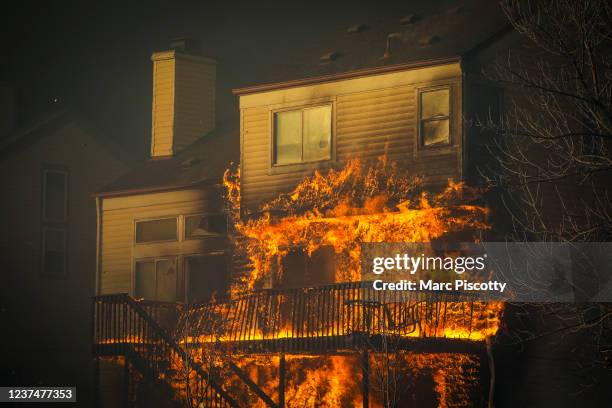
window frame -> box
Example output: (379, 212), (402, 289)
(134, 216), (179, 245)
(133, 256), (179, 301)
(271, 103), (334, 168)
(417, 85), (452, 149)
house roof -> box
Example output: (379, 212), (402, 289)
(96, 0), (511, 198)
(0, 108), (134, 165)
(93, 121), (239, 197)
(233, 0), (510, 94)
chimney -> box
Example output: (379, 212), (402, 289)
(0, 85), (15, 138)
(150, 39), (216, 157)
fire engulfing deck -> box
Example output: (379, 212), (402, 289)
(93, 282), (502, 407)
(94, 281), (502, 355)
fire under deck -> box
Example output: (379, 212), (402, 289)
(93, 281), (500, 407)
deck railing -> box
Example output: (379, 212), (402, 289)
(93, 294), (239, 408)
(94, 281), (490, 355)
(93, 283), (497, 406)
(175, 281), (486, 352)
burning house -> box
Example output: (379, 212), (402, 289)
(92, 5), (516, 407)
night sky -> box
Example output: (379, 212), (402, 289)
(1, 0), (461, 157)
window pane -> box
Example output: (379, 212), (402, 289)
(156, 259), (177, 302)
(421, 89), (449, 119)
(185, 214), (227, 239)
(303, 106), (331, 162)
(186, 255), (228, 302)
(44, 171), (66, 221)
(422, 118), (450, 146)
(274, 110), (302, 164)
(135, 261), (155, 299)
(135, 218), (177, 243)
(43, 228), (65, 276)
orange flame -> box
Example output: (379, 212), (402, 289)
(224, 155), (490, 292)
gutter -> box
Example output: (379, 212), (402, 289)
(232, 56), (462, 96)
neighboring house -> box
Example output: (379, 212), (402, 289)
(90, 4), (520, 405)
(0, 109), (134, 406)
(94, 48), (239, 304)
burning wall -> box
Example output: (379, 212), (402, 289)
(171, 154), (504, 407)
(224, 154), (490, 292)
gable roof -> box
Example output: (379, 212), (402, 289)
(0, 109), (135, 165)
(96, 0), (512, 198)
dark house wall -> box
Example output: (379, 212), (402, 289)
(0, 117), (129, 406)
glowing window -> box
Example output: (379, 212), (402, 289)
(274, 105), (332, 165)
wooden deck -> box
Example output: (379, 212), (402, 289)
(95, 281), (489, 355)
(92, 283), (495, 407)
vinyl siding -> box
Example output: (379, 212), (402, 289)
(99, 187), (225, 295)
(239, 62), (463, 209)
(151, 58), (175, 157)
(150, 52), (216, 157)
(174, 57), (216, 152)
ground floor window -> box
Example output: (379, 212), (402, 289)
(134, 257), (178, 302)
(133, 253), (227, 303)
(184, 253), (228, 303)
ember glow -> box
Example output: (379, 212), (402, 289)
(224, 155), (491, 291)
(117, 154), (507, 407)
(209, 155), (504, 406)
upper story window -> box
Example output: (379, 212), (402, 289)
(419, 87), (450, 147)
(273, 105), (332, 165)
(185, 214), (227, 239)
(135, 217), (177, 244)
(42, 169), (68, 222)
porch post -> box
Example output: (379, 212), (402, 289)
(279, 353), (286, 408)
(361, 350), (369, 408)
